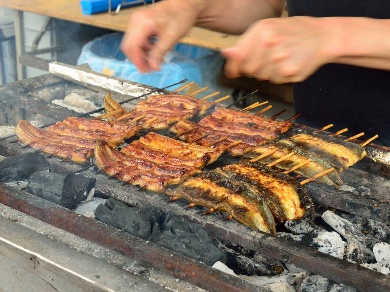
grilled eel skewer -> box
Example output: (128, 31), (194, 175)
(131, 132), (226, 167)
(288, 133), (366, 171)
(15, 117), (144, 163)
(223, 163), (311, 221)
(166, 163), (312, 234)
(105, 93), (215, 129)
(95, 141), (171, 192)
(246, 141), (343, 187)
(208, 107), (292, 139)
(166, 173), (277, 235)
(169, 119), (267, 156)
(16, 120), (94, 163)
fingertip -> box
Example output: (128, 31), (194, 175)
(221, 47), (238, 58)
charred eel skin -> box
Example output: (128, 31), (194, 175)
(165, 175), (277, 235)
(224, 162), (312, 222)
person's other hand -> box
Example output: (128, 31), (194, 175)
(222, 16), (336, 83)
(121, 1), (202, 73)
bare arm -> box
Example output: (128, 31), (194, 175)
(328, 17), (390, 70)
(222, 16), (390, 84)
(120, 0), (285, 72)
(194, 0), (285, 34)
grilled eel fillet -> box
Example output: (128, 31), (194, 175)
(94, 140), (201, 192)
(169, 120), (267, 156)
(115, 94), (213, 130)
(288, 133), (366, 171)
(141, 94), (213, 115)
(199, 115), (287, 142)
(165, 174), (277, 235)
(47, 120), (141, 147)
(223, 163), (309, 221)
(16, 117), (143, 163)
(247, 141), (343, 187)
(209, 107), (292, 140)
(95, 141), (170, 192)
(132, 132), (226, 166)
(16, 120), (94, 163)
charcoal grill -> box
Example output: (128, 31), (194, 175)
(0, 56), (389, 291)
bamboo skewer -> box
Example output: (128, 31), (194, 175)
(255, 105), (273, 116)
(314, 124), (334, 133)
(200, 91), (220, 101)
(300, 167), (335, 185)
(114, 112), (135, 122)
(226, 89), (259, 109)
(173, 127), (196, 139)
(345, 132), (365, 142)
(284, 159), (311, 174)
(225, 140), (243, 149)
(269, 109), (287, 120)
(332, 128), (348, 136)
(267, 152), (294, 167)
(208, 136), (228, 146)
(174, 81), (195, 92)
(189, 134), (209, 143)
(190, 86), (208, 97)
(242, 102), (261, 111)
(104, 92), (124, 111)
(213, 95), (231, 104)
(243, 101), (269, 111)
(284, 113), (301, 123)
(143, 117), (159, 127)
(97, 109), (124, 120)
(250, 149), (277, 162)
(361, 134), (379, 147)
(127, 115), (146, 124)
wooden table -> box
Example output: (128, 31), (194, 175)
(0, 0), (238, 51)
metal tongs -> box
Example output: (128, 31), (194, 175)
(108, 0), (158, 15)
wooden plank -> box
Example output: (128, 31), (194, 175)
(0, 0), (238, 50)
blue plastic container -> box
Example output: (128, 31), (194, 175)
(77, 33), (224, 90)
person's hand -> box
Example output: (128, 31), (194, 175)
(121, 1), (205, 73)
(222, 16), (336, 83)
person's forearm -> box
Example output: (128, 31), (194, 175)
(326, 17), (390, 70)
(163, 0), (285, 35)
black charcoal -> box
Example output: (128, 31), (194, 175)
(95, 198), (226, 266)
(27, 171), (96, 209)
(0, 152), (50, 182)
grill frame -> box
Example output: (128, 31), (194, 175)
(0, 73), (389, 291)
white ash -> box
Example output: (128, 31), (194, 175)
(0, 126), (15, 138)
(300, 274), (356, 292)
(371, 242), (390, 275)
(285, 218), (316, 234)
(212, 261), (237, 277)
(313, 231), (345, 259)
(335, 211), (390, 243)
(277, 232), (305, 243)
(52, 92), (100, 115)
(322, 210), (374, 260)
(373, 242), (390, 269)
(213, 261), (298, 292)
(322, 210), (367, 245)
(239, 270), (303, 291)
(74, 197), (107, 218)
